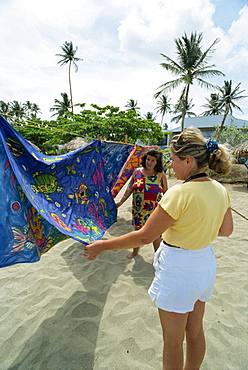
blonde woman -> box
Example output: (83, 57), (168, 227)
(84, 127), (233, 370)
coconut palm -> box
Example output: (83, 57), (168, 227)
(125, 99), (140, 115)
(29, 103), (41, 118)
(0, 100), (10, 116)
(56, 41), (83, 113)
(9, 100), (25, 122)
(154, 32), (225, 130)
(23, 101), (41, 119)
(216, 80), (247, 140)
(201, 93), (224, 116)
(144, 112), (157, 121)
(155, 94), (171, 126)
(171, 98), (196, 124)
(50, 92), (72, 118)
(23, 101), (33, 117)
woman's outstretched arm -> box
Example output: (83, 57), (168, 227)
(83, 205), (175, 260)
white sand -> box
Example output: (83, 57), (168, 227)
(0, 177), (247, 370)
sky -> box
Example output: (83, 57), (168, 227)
(0, 0), (248, 129)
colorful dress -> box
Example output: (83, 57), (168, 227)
(132, 168), (163, 229)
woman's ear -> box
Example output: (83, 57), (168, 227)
(186, 156), (194, 166)
(186, 156), (191, 164)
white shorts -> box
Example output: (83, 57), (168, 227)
(148, 242), (216, 313)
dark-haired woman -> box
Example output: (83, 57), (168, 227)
(116, 148), (168, 258)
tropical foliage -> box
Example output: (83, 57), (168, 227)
(12, 104), (164, 154)
(125, 99), (140, 115)
(171, 98), (196, 123)
(0, 100), (41, 122)
(66, 104), (163, 144)
(50, 92), (72, 118)
(213, 123), (248, 146)
(201, 93), (224, 116)
(143, 112), (157, 121)
(215, 80), (247, 140)
(154, 32), (225, 130)
(155, 94), (171, 127)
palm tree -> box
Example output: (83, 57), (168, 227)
(144, 112), (156, 121)
(154, 32), (225, 130)
(30, 103), (41, 118)
(23, 101), (41, 119)
(216, 80), (247, 141)
(155, 94), (171, 126)
(0, 100), (10, 116)
(50, 92), (72, 118)
(56, 41), (83, 114)
(171, 98), (196, 124)
(201, 93), (224, 116)
(23, 101), (33, 117)
(9, 100), (25, 122)
(125, 99), (140, 115)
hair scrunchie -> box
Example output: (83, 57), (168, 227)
(206, 139), (218, 153)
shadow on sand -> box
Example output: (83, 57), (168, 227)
(8, 218), (155, 370)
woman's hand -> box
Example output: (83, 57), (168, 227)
(83, 240), (105, 261)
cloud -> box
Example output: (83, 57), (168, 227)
(0, 0), (247, 123)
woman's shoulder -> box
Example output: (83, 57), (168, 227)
(210, 179), (230, 194)
(164, 183), (184, 195)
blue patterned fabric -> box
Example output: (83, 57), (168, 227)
(0, 115), (122, 267)
(101, 141), (134, 190)
(0, 138), (68, 267)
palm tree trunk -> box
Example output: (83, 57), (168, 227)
(181, 84), (190, 131)
(161, 113), (164, 126)
(181, 107), (186, 131)
(68, 60), (74, 114)
(217, 106), (229, 141)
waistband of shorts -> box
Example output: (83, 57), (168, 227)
(162, 240), (181, 248)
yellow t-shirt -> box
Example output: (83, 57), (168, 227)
(159, 180), (230, 250)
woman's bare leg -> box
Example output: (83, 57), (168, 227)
(158, 300), (206, 370)
(126, 247), (139, 259)
(158, 308), (188, 370)
(184, 300), (206, 370)
(126, 227), (140, 258)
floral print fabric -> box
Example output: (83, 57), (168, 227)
(132, 168), (163, 229)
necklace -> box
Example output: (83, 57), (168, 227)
(183, 172), (207, 183)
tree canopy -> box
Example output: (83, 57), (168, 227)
(12, 104), (164, 154)
(213, 123), (248, 146)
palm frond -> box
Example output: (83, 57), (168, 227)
(160, 54), (183, 72)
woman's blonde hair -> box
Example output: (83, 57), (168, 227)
(170, 127), (233, 176)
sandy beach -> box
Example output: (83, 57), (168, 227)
(0, 177), (247, 370)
